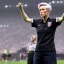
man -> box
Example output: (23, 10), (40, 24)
(26, 35), (36, 64)
(2, 48), (8, 60)
(17, 2), (64, 64)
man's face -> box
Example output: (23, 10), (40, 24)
(39, 6), (49, 18)
(31, 36), (36, 43)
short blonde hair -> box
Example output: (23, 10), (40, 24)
(38, 2), (52, 11)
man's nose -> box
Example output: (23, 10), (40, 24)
(40, 11), (43, 14)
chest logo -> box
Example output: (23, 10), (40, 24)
(47, 22), (52, 27)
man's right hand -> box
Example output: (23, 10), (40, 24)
(17, 2), (23, 8)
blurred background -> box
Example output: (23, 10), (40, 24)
(0, 0), (64, 60)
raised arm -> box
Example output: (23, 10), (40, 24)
(57, 13), (64, 22)
(17, 2), (33, 23)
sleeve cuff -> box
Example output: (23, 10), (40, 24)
(56, 17), (59, 22)
(31, 18), (33, 23)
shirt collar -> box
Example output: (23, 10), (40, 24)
(40, 17), (50, 24)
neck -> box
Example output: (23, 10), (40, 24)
(42, 15), (49, 23)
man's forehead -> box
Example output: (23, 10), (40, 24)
(39, 6), (47, 9)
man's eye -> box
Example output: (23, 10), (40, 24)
(39, 9), (44, 11)
(42, 9), (44, 10)
(39, 9), (41, 11)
